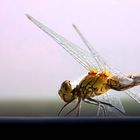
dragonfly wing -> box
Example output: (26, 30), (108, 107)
(72, 24), (103, 71)
(72, 24), (128, 77)
(125, 89), (140, 103)
(26, 14), (101, 71)
(73, 24), (113, 71)
(94, 92), (125, 116)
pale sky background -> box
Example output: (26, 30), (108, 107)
(0, 0), (140, 100)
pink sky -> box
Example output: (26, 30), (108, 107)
(0, 0), (140, 99)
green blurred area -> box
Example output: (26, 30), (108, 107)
(0, 97), (139, 117)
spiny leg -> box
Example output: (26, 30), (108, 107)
(87, 97), (126, 115)
(98, 100), (125, 115)
(96, 103), (101, 116)
(65, 98), (81, 116)
(76, 102), (81, 116)
(97, 103), (106, 116)
(58, 98), (75, 116)
(84, 100), (106, 116)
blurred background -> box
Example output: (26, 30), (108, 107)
(0, 0), (140, 117)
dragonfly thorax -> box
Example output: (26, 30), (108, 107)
(76, 71), (111, 99)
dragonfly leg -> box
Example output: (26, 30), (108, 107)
(64, 98), (82, 116)
(84, 99), (106, 116)
(97, 103), (101, 116)
(87, 97), (126, 115)
(58, 98), (75, 116)
(76, 102), (81, 116)
(102, 104), (106, 116)
(97, 103), (106, 116)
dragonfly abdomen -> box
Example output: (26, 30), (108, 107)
(107, 76), (135, 91)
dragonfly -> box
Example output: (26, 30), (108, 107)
(26, 14), (140, 116)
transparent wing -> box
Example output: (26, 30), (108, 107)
(95, 92), (125, 116)
(26, 14), (101, 71)
(72, 24), (125, 116)
(72, 24), (125, 76)
(125, 89), (140, 103)
(72, 24), (103, 71)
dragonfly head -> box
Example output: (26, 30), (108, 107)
(58, 80), (75, 102)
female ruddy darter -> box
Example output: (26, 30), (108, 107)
(26, 14), (140, 116)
